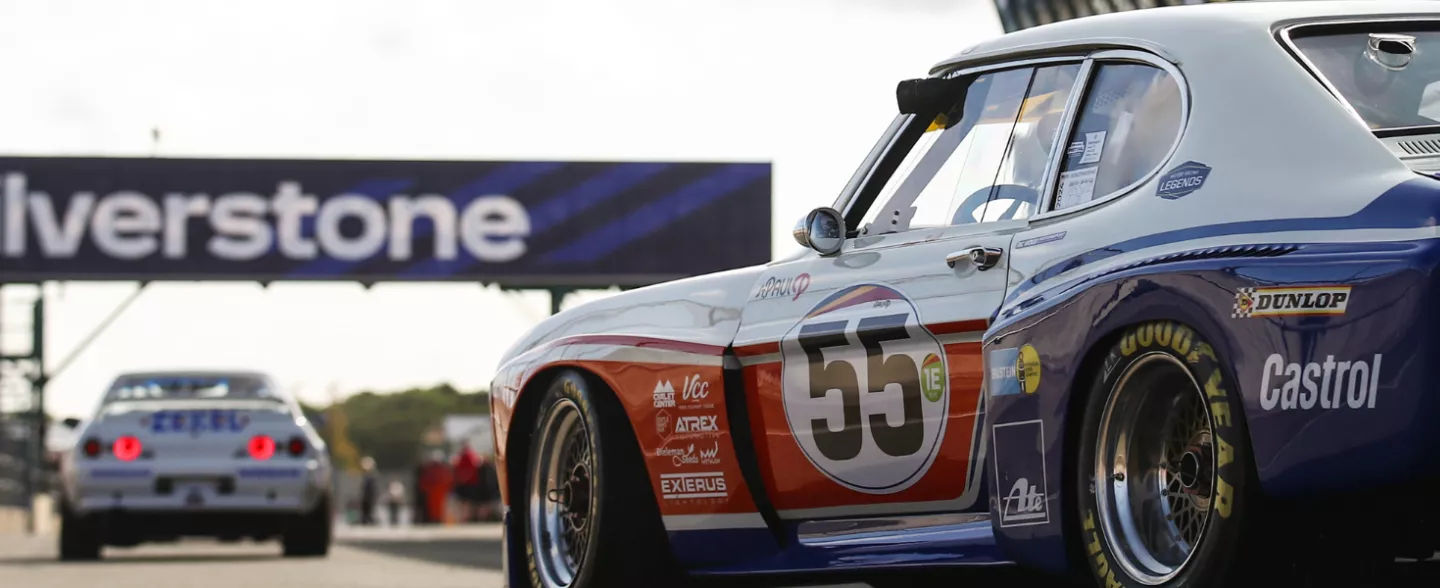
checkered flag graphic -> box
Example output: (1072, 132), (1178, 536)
(1232, 287), (1256, 318)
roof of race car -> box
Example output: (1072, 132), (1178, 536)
(112, 369), (274, 381)
(932, 0), (1440, 74)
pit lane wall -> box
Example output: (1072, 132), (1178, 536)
(993, 0), (1223, 33)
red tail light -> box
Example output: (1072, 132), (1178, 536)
(83, 438), (101, 458)
(113, 436), (142, 462)
(287, 437), (306, 457)
(248, 435), (275, 460)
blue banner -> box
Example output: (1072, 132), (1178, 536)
(0, 157), (772, 286)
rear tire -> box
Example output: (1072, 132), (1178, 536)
(1073, 321), (1258, 587)
(521, 370), (679, 588)
(58, 504), (102, 562)
(283, 497), (332, 558)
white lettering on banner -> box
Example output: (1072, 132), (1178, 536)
(659, 472), (728, 499)
(1259, 353), (1383, 411)
(0, 173), (530, 263)
(675, 415), (718, 434)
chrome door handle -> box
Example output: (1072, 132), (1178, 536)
(947, 247), (1004, 270)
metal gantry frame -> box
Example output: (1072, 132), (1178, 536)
(0, 283), (45, 534)
(0, 281), (149, 533)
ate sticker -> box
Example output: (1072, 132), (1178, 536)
(1056, 167), (1099, 209)
(1079, 131), (1106, 165)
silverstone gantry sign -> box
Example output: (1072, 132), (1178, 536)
(0, 157), (772, 286)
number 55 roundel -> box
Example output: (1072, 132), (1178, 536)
(780, 283), (948, 494)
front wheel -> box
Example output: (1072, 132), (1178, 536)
(1074, 321), (1256, 587)
(522, 370), (677, 588)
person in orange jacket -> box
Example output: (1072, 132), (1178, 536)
(418, 450), (453, 525)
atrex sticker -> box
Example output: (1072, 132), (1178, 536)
(993, 419), (1049, 528)
(779, 283), (948, 495)
(1155, 161), (1212, 200)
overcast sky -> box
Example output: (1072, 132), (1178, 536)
(0, 0), (1003, 419)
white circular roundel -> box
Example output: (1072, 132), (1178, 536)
(780, 283), (949, 494)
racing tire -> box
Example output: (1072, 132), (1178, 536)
(1073, 321), (1259, 587)
(58, 504), (102, 562)
(521, 370), (679, 588)
(282, 497), (333, 558)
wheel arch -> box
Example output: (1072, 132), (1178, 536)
(504, 363), (637, 509)
(988, 265), (1258, 576)
(1057, 313), (1255, 577)
(1059, 321), (1130, 577)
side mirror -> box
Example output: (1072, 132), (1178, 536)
(61, 418), (82, 430)
(792, 207), (846, 256)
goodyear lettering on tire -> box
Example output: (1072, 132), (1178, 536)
(1083, 511), (1123, 588)
(1088, 321), (1241, 586)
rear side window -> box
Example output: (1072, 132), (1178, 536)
(1052, 63), (1182, 210)
(1291, 30), (1440, 130)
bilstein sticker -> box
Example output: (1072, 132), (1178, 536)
(988, 344), (1042, 396)
(1233, 286), (1350, 319)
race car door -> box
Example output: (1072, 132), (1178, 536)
(734, 61), (1080, 521)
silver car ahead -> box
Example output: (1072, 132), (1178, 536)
(57, 370), (333, 560)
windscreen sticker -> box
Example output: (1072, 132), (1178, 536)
(1156, 161), (1212, 200)
(1056, 167), (1099, 209)
(1078, 131), (1106, 165)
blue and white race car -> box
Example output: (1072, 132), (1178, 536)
(57, 371), (332, 560)
(490, 2), (1440, 586)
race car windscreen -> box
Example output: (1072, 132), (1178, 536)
(1290, 28), (1440, 131)
(103, 375), (282, 403)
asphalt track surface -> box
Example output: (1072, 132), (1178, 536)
(4, 524), (1440, 587)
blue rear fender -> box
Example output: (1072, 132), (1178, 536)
(983, 234), (1440, 575)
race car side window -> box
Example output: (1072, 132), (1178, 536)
(857, 67), (1035, 236)
(1051, 62), (1182, 211)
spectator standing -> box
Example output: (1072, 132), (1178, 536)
(419, 450), (453, 525)
(359, 456), (379, 526)
(452, 441), (481, 523)
(412, 460), (429, 524)
(475, 452), (500, 521)
(386, 480), (406, 526)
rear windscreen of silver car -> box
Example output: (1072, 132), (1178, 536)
(104, 374), (279, 403)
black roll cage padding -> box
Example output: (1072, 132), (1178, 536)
(896, 75), (974, 116)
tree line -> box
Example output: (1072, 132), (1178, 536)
(300, 383), (490, 473)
